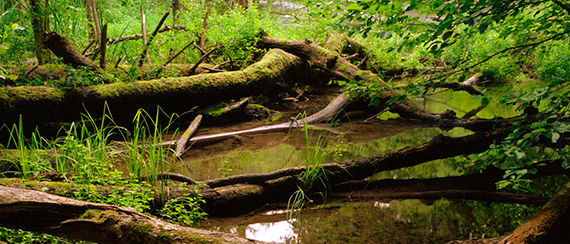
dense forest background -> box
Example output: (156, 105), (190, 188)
(1, 0), (570, 243)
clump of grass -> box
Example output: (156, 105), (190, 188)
(287, 112), (336, 219)
(121, 107), (179, 186)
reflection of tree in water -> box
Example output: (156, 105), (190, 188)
(291, 200), (541, 243)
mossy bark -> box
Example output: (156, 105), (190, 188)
(0, 48), (315, 128)
(257, 33), (503, 131)
(0, 185), (266, 244)
(0, 128), (514, 217)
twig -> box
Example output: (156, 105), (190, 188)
(108, 25), (187, 44)
(462, 105), (487, 119)
(189, 46), (220, 74)
(138, 11), (170, 67)
(25, 65), (40, 78)
(81, 40), (95, 55)
(155, 40), (195, 76)
(194, 43), (218, 65)
(356, 54), (368, 68)
(200, 66), (225, 73)
(364, 108), (389, 123)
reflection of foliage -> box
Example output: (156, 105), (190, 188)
(294, 199), (540, 243)
(432, 199), (540, 239)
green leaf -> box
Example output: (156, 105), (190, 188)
(514, 150), (525, 159)
(551, 132), (560, 143)
(347, 3), (362, 11)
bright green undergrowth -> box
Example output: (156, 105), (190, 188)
(0, 105), (207, 242)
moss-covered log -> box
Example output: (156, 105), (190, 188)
(0, 185), (267, 244)
(1, 128), (513, 217)
(0, 48), (316, 128)
(257, 33), (504, 131)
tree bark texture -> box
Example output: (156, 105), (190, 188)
(257, 32), (505, 131)
(497, 181), (570, 244)
(30, 0), (50, 64)
(0, 185), (267, 244)
(42, 31), (100, 70)
(0, 48), (316, 128)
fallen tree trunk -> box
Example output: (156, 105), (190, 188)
(0, 48), (317, 128)
(175, 114), (202, 157)
(42, 31), (100, 71)
(0, 185), (266, 244)
(0, 128), (512, 216)
(257, 32), (506, 131)
(497, 181), (570, 243)
(447, 181), (570, 244)
(161, 91), (350, 145)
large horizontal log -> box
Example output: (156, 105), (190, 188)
(0, 185), (267, 244)
(0, 48), (316, 128)
(0, 128), (511, 217)
(257, 32), (506, 131)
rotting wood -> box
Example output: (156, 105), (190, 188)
(42, 31), (100, 71)
(176, 114), (202, 157)
(0, 185), (267, 244)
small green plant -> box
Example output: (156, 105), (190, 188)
(119, 107), (179, 202)
(217, 160), (233, 177)
(51, 66), (107, 88)
(160, 183), (208, 227)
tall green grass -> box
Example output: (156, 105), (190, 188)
(0, 105), (178, 186)
(287, 112), (337, 219)
(121, 107), (179, 188)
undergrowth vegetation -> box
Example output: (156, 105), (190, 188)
(0, 106), (206, 242)
(1, 0), (570, 242)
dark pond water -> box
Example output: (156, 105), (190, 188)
(171, 82), (543, 242)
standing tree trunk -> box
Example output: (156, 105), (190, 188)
(30, 0), (50, 64)
(171, 0), (182, 24)
(83, 0), (97, 42)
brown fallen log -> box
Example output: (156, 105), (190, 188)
(332, 190), (549, 205)
(497, 181), (570, 243)
(200, 128), (510, 189)
(0, 185), (267, 244)
(160, 91), (350, 146)
(175, 114), (202, 157)
(42, 31), (100, 71)
(0, 128), (511, 217)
